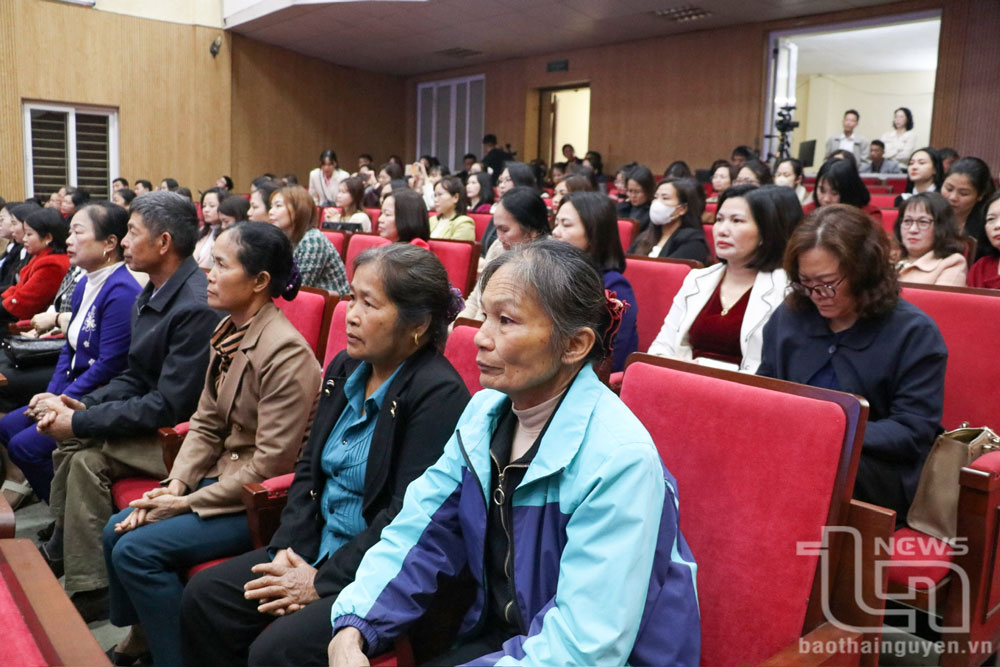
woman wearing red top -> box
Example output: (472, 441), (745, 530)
(0, 208), (70, 323)
(968, 192), (1000, 290)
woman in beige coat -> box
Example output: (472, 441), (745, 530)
(894, 192), (968, 287)
(101, 222), (322, 667)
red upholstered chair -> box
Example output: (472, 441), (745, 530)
(702, 223), (716, 263)
(427, 239), (479, 296)
(323, 298), (349, 369)
(881, 208), (899, 235)
(882, 452), (1000, 666)
(867, 185), (891, 194)
(469, 213), (492, 243)
(870, 194), (897, 209)
(704, 202), (718, 216)
(365, 208), (381, 226)
(622, 255), (701, 351)
(323, 230), (348, 259)
(621, 355), (893, 665)
(344, 234), (391, 281)
(899, 284), (1000, 430)
(274, 285), (336, 363)
(617, 218), (639, 252)
(444, 318), (482, 395)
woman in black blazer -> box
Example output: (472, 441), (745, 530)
(179, 245), (470, 667)
(628, 178), (709, 264)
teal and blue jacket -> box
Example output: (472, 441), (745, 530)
(331, 364), (701, 665)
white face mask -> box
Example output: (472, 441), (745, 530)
(774, 175), (796, 188)
(650, 199), (679, 226)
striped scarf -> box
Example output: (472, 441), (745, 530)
(210, 317), (252, 384)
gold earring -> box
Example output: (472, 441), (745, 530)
(413, 332), (420, 347)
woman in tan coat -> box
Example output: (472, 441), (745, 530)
(101, 222), (322, 667)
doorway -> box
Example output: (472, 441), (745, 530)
(537, 85), (590, 170)
(764, 12), (941, 170)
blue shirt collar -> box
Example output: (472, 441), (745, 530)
(343, 360), (404, 418)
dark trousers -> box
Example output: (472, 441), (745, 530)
(0, 407), (58, 501)
(180, 547), (336, 667)
(854, 452), (911, 523)
(102, 493), (253, 667)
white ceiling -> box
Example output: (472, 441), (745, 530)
(226, 0), (909, 76)
(792, 18), (940, 75)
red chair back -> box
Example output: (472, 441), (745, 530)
(274, 285), (335, 362)
(880, 208), (899, 236)
(344, 234), (392, 281)
(620, 356), (864, 666)
(702, 224), (716, 263)
(323, 230), (348, 258)
(444, 320), (482, 394)
(427, 239), (479, 296)
(900, 284), (1000, 429)
(324, 299), (349, 369)
(469, 213), (492, 243)
(624, 256), (700, 351)
(617, 218), (639, 253)
(365, 208), (382, 226)
(870, 194), (897, 209)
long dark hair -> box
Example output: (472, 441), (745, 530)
(813, 159), (871, 208)
(904, 147), (944, 194)
(559, 191), (625, 273)
(389, 189), (430, 243)
(629, 178), (704, 256)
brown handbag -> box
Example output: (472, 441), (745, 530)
(907, 424), (1000, 541)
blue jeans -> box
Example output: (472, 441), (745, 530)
(102, 480), (253, 667)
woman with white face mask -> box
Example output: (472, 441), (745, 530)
(774, 158), (812, 206)
(627, 178), (709, 264)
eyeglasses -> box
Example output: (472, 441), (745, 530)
(791, 276), (846, 299)
(901, 217), (934, 230)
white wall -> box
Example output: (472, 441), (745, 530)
(552, 88), (590, 166)
(790, 70), (935, 169)
(95, 0), (223, 27)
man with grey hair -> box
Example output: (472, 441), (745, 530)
(36, 191), (220, 622)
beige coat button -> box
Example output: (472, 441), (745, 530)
(230, 452), (239, 461)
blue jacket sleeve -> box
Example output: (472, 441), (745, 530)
(61, 281), (139, 399)
(330, 428), (473, 656)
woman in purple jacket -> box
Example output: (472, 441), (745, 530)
(0, 201), (141, 506)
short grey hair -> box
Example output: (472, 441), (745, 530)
(479, 238), (610, 363)
(129, 191), (199, 257)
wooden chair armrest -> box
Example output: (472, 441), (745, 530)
(7, 321), (32, 334)
(760, 622), (862, 666)
(242, 479), (292, 549)
(157, 427), (186, 472)
(0, 493), (14, 538)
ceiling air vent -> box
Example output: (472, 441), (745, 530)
(653, 5), (712, 22)
(435, 47), (483, 59)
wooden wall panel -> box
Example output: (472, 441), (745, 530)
(0, 0), (231, 199)
(405, 0), (999, 178)
(0, 1), (21, 198)
(229, 35), (406, 191)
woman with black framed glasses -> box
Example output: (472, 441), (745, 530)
(758, 204), (947, 519)
(893, 193), (967, 286)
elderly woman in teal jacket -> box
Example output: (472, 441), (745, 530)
(328, 240), (700, 667)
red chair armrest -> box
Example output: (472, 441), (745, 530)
(242, 474), (295, 548)
(370, 637), (415, 667)
(7, 321), (31, 334)
(157, 423), (189, 472)
(969, 450), (1000, 474)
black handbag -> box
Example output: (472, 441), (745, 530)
(2, 335), (65, 369)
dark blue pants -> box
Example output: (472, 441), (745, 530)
(0, 406), (58, 502)
(102, 483), (253, 667)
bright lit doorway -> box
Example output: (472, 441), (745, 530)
(537, 85), (590, 169)
(764, 12), (941, 171)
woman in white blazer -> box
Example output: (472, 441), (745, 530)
(649, 185), (791, 372)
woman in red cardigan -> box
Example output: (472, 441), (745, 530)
(0, 208), (70, 323)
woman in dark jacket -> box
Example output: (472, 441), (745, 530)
(616, 164), (655, 232)
(180, 244), (470, 667)
(758, 204), (947, 518)
(628, 178), (709, 264)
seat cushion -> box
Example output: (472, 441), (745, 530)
(186, 557), (229, 580)
(885, 527), (955, 589)
(0, 577), (47, 667)
(111, 477), (160, 510)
